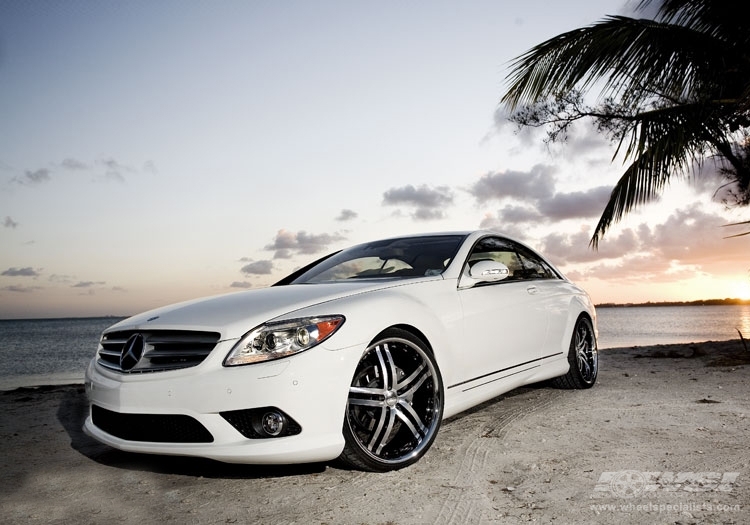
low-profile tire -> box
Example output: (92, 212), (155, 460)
(339, 328), (444, 472)
(551, 315), (598, 389)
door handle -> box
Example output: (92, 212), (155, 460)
(526, 285), (539, 295)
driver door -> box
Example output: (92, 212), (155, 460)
(455, 236), (552, 386)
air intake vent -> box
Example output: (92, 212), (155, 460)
(92, 405), (214, 443)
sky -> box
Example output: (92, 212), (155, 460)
(1, 0), (749, 319)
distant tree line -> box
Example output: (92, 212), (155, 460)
(596, 298), (750, 308)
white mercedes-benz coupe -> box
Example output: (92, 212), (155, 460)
(84, 230), (598, 471)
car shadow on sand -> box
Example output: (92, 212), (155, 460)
(56, 386), (328, 479)
(57, 380), (563, 479)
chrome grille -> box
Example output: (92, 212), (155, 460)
(97, 329), (221, 373)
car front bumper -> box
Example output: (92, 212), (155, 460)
(83, 340), (363, 464)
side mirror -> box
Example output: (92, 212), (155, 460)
(469, 260), (510, 282)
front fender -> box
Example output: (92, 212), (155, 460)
(281, 279), (464, 388)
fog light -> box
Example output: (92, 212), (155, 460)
(261, 411), (286, 437)
(221, 407), (302, 439)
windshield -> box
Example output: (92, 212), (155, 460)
(289, 234), (467, 284)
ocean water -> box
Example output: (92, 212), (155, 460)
(596, 304), (750, 349)
(1, 305), (749, 390)
(0, 317), (125, 390)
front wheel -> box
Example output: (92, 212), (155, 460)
(551, 315), (598, 389)
(339, 328), (444, 471)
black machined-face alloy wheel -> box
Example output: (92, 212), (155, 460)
(551, 315), (598, 390)
(339, 328), (444, 472)
(574, 317), (598, 385)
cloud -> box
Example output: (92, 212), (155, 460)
(61, 158), (89, 170)
(98, 158), (134, 182)
(336, 209), (358, 221)
(560, 123), (612, 158)
(639, 204), (745, 266)
(469, 166), (612, 227)
(240, 260), (274, 275)
(477, 212), (527, 240)
(566, 254), (677, 283)
(1, 285), (41, 293)
(72, 281), (106, 288)
(49, 274), (75, 283)
(230, 281), (253, 289)
(2, 267), (40, 277)
(382, 184), (454, 220)
(683, 160), (744, 203)
(537, 186), (612, 220)
(3, 216), (18, 228)
(541, 227), (640, 264)
(468, 165), (556, 203)
(492, 105), (514, 132)
(413, 208), (447, 220)
(12, 157), (152, 187)
(550, 203), (750, 284)
(496, 204), (543, 224)
(264, 229), (345, 258)
(383, 184), (454, 207)
(12, 169), (51, 185)
(142, 160), (158, 174)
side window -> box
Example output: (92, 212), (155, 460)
(465, 236), (558, 282)
(514, 249), (558, 280)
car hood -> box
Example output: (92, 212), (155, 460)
(105, 279), (434, 339)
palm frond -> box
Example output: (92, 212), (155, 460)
(590, 151), (668, 249)
(722, 220), (750, 239)
(652, 0), (750, 47)
(502, 15), (735, 111)
(590, 104), (719, 247)
(723, 231), (750, 239)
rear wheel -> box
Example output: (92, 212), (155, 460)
(552, 316), (598, 389)
(339, 328), (443, 471)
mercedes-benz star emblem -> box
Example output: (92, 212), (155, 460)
(120, 333), (146, 371)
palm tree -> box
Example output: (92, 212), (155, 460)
(501, 0), (750, 248)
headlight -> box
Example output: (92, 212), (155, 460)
(224, 315), (345, 366)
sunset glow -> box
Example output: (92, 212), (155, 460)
(1, 1), (749, 319)
(733, 281), (750, 301)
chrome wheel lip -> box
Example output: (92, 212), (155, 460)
(346, 336), (442, 465)
(575, 320), (598, 384)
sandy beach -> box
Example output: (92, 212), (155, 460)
(1, 340), (748, 524)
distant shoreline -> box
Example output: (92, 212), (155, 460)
(0, 315), (127, 322)
(595, 298), (750, 308)
(2, 299), (750, 321)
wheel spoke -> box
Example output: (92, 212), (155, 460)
(368, 406), (397, 455)
(396, 362), (429, 398)
(395, 400), (427, 441)
(374, 344), (398, 390)
(348, 379), (388, 407)
(575, 326), (587, 351)
(577, 351), (591, 378)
